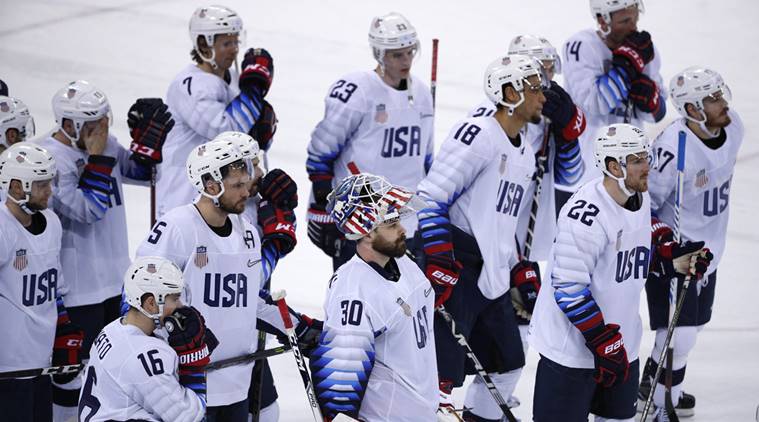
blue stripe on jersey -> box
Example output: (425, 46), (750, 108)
(225, 92), (262, 134)
(554, 139), (585, 186)
(310, 328), (375, 419)
(260, 242), (282, 283)
(555, 286), (604, 336)
(306, 148), (343, 178)
(596, 66), (630, 114)
(424, 153), (433, 174)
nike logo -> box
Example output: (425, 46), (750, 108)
(424, 287), (433, 297)
(247, 259), (261, 267)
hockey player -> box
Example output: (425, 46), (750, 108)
(529, 124), (710, 422)
(156, 4), (277, 217)
(0, 143), (83, 422)
(36, 80), (173, 419)
(306, 12), (435, 270)
(471, 34), (586, 228)
(638, 66), (737, 418)
(78, 256), (216, 422)
(309, 173), (438, 421)
(416, 54), (544, 420)
(0, 95), (35, 153)
(137, 132), (321, 421)
(561, 0), (666, 209)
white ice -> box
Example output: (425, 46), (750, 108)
(2, 0), (757, 420)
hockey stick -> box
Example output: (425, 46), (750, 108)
(431, 38), (439, 110)
(272, 290), (324, 421)
(0, 345), (292, 380)
(249, 277), (273, 419)
(640, 130), (688, 421)
(436, 305), (518, 422)
(150, 165), (156, 227)
(522, 119), (551, 259)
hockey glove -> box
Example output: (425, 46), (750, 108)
(630, 75), (666, 121)
(623, 31), (655, 66)
(52, 301), (84, 384)
(542, 81), (586, 141)
(259, 200), (297, 255)
(259, 168), (298, 209)
(127, 98), (174, 165)
(437, 380), (460, 421)
(251, 100), (277, 152)
(166, 307), (218, 398)
(240, 48), (274, 98)
(585, 323), (629, 387)
(654, 239), (712, 280)
(307, 203), (344, 257)
(510, 260), (541, 314)
(292, 314), (323, 358)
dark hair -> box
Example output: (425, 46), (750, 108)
(190, 36), (213, 64)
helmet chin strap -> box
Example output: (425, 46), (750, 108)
(685, 110), (720, 138)
(603, 164), (636, 197)
(135, 301), (165, 331)
(198, 47), (219, 70)
(7, 192), (37, 215)
(499, 93), (525, 116)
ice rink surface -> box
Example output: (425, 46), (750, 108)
(2, 0), (758, 420)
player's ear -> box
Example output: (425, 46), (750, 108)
(204, 179), (221, 196)
(684, 103), (702, 121)
(503, 85), (519, 103)
(8, 179), (23, 198)
(596, 15), (609, 32)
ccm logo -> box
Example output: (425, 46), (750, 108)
(432, 270), (458, 285)
(603, 338), (624, 355)
(67, 339), (83, 347)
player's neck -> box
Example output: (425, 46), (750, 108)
(5, 200), (32, 227)
(597, 31), (623, 50)
(356, 241), (390, 267)
(685, 119), (720, 140)
(198, 62), (226, 79)
(375, 66), (404, 90)
(124, 310), (155, 335)
(52, 130), (74, 147)
(196, 200), (228, 227)
(494, 109), (525, 139)
(602, 177), (632, 206)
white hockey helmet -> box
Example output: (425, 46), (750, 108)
(189, 5), (244, 67)
(51, 80), (112, 143)
(483, 54), (544, 114)
(368, 12), (420, 66)
(123, 256), (184, 326)
(507, 34), (562, 75)
(594, 123), (650, 195)
(590, 0), (644, 26)
(669, 66), (731, 124)
(220, 130), (260, 163)
(186, 135), (248, 204)
(0, 143), (56, 211)
(327, 173), (423, 240)
(0, 96), (35, 147)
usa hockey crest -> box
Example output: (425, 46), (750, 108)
(14, 249), (28, 271)
(375, 104), (388, 123)
(194, 246), (208, 268)
(694, 169), (709, 188)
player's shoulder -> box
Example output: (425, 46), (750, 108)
(468, 99), (497, 118)
(96, 320), (175, 371)
(557, 178), (612, 236)
(41, 209), (63, 234)
(159, 204), (199, 226)
(652, 118), (686, 149)
(169, 64), (232, 98)
(566, 28), (600, 44)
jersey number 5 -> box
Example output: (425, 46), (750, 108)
(567, 199), (599, 226)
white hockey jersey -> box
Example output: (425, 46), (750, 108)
(0, 207), (62, 373)
(306, 71), (434, 191)
(36, 135), (139, 307)
(648, 112), (744, 274)
(418, 116), (536, 299)
(77, 319), (204, 422)
(136, 204), (286, 406)
(311, 255), (437, 421)
(529, 178), (650, 368)
(562, 28), (665, 189)
(156, 64), (240, 217)
(469, 101), (556, 261)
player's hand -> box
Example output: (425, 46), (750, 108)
(425, 254), (462, 289)
(630, 75), (665, 121)
(655, 239), (711, 279)
(510, 260), (541, 313)
(650, 217), (674, 245)
(127, 98), (174, 165)
(585, 323), (629, 387)
(251, 100), (277, 151)
(542, 81), (586, 141)
(259, 200), (297, 254)
(239, 48), (274, 97)
(259, 168), (297, 209)
(81, 117), (109, 155)
(307, 203), (344, 257)
(623, 31), (654, 65)
(52, 320), (84, 384)
(292, 314), (323, 357)
(166, 306), (217, 365)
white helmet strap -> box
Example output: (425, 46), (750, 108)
(602, 159), (635, 197)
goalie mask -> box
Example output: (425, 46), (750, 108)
(327, 173), (423, 240)
(0, 96), (35, 148)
